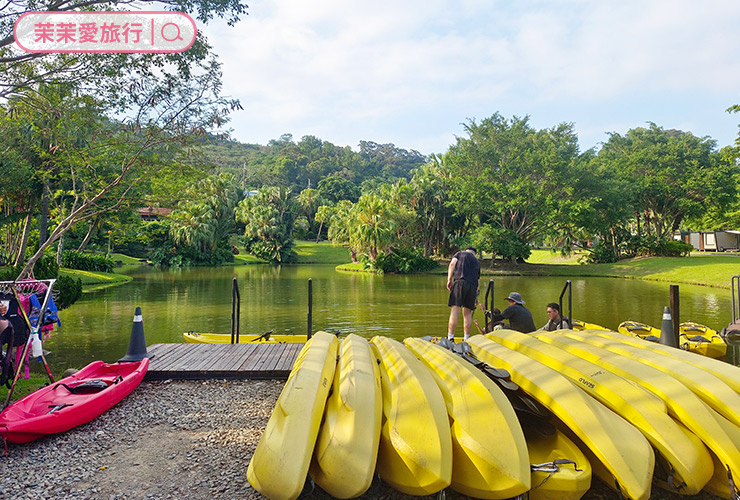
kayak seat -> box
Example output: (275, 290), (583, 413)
(688, 335), (709, 343)
(53, 379), (110, 395)
(644, 335), (660, 342)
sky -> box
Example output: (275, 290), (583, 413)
(200, 0), (740, 156)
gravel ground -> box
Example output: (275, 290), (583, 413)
(0, 379), (726, 500)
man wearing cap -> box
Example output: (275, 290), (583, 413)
(446, 246), (480, 341)
(491, 292), (536, 333)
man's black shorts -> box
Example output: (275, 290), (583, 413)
(448, 279), (477, 310)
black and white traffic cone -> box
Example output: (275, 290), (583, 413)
(659, 306), (678, 347)
(119, 306), (151, 362)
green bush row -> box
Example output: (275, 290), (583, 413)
(371, 248), (438, 274)
(61, 251), (114, 273)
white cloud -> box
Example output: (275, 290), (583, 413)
(201, 0), (740, 152)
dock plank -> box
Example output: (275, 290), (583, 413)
(145, 343), (300, 380)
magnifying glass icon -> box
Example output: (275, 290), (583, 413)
(161, 22), (183, 42)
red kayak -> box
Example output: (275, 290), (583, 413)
(0, 359), (148, 444)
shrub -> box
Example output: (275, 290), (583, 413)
(372, 248), (437, 274)
(584, 241), (618, 264)
(62, 251), (114, 273)
(660, 240), (693, 257)
(54, 275), (82, 309)
(472, 225), (531, 263)
(33, 255), (60, 279)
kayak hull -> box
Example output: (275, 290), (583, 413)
(469, 335), (655, 500)
(309, 334), (382, 499)
(405, 337), (530, 499)
(247, 331), (339, 500)
(0, 359), (149, 444)
(371, 336), (452, 496)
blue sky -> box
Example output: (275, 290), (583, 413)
(201, 0), (740, 156)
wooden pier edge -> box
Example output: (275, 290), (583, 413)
(143, 343), (303, 381)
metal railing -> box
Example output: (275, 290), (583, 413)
(733, 275), (740, 324)
(558, 280), (572, 329)
(231, 278), (240, 344)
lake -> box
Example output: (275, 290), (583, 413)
(37, 263), (735, 373)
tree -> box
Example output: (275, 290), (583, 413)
(472, 224), (531, 264)
(235, 187), (298, 263)
(446, 113), (580, 246)
(4, 69), (239, 279)
(317, 176), (361, 203)
(169, 174), (240, 260)
(296, 188), (324, 239)
(350, 194), (396, 261)
(596, 124), (735, 239)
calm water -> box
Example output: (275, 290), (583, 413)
(36, 264), (735, 372)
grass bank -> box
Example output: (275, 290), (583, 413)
(469, 249), (740, 289)
(59, 268), (133, 287)
(295, 241), (351, 264)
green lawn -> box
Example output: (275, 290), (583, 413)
(475, 251), (740, 289)
(526, 249), (587, 265)
(59, 268), (133, 286)
(295, 241), (351, 264)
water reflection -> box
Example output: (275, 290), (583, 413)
(39, 264), (733, 371)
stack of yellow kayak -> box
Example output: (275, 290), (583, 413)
(679, 322), (727, 359)
(247, 328), (740, 500)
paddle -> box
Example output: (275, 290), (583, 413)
(251, 330), (274, 342)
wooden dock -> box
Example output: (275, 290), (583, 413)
(144, 343), (303, 380)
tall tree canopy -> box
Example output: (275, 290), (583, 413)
(446, 113), (580, 245)
(595, 123), (735, 239)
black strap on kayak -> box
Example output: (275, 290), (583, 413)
(52, 379), (109, 394)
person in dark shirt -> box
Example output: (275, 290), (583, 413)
(538, 302), (571, 331)
(446, 247), (481, 341)
(491, 292), (536, 333)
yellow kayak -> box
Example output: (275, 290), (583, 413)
(370, 336), (452, 496)
(618, 321), (661, 342)
(183, 331), (307, 343)
(526, 427), (592, 500)
(486, 329), (710, 494)
(571, 320), (610, 331)
(404, 338), (530, 499)
(246, 331), (339, 500)
(566, 331), (740, 429)
(468, 335), (655, 500)
(538, 331), (740, 496)
(578, 328), (740, 396)
(309, 334), (381, 499)
(679, 322), (727, 359)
